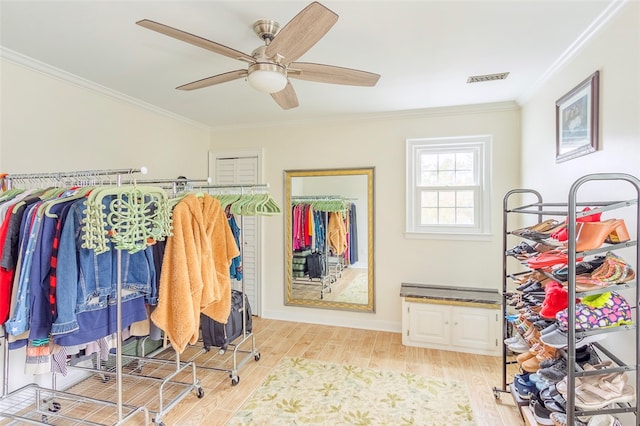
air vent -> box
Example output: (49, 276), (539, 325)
(467, 72), (510, 83)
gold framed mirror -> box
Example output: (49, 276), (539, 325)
(284, 167), (374, 312)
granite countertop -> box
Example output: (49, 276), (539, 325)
(400, 283), (501, 305)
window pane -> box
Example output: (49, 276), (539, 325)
(455, 170), (474, 185)
(457, 191), (474, 207)
(438, 207), (456, 224)
(439, 191), (455, 207)
(457, 208), (474, 224)
(421, 171), (438, 185)
(420, 154), (438, 171)
(437, 170), (453, 185)
(455, 153), (473, 170)
(421, 207), (438, 224)
(421, 191), (438, 207)
(438, 154), (455, 170)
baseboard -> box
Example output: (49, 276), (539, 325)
(261, 309), (402, 333)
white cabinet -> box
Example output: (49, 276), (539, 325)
(402, 298), (501, 356)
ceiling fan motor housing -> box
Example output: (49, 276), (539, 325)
(252, 19), (281, 41)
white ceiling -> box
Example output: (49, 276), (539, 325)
(0, 1), (619, 129)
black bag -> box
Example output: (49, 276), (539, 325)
(201, 290), (252, 352)
(306, 253), (325, 278)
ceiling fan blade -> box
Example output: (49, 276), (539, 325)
(176, 70), (248, 91)
(288, 62), (380, 87)
(137, 19), (254, 63)
(271, 82), (299, 110)
(265, 2), (338, 64)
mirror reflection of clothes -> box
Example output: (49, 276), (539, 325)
(328, 212), (347, 255)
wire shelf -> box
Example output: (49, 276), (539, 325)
(0, 384), (148, 425)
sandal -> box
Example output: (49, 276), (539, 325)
(574, 380), (635, 409)
(528, 250), (584, 269)
(512, 219), (562, 235)
(574, 252), (636, 291)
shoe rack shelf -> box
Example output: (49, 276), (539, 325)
(493, 172), (640, 426)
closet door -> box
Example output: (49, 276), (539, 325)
(214, 155), (261, 316)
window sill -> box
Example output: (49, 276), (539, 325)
(404, 232), (494, 242)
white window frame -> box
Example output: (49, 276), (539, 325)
(405, 135), (492, 240)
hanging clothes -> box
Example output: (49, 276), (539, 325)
(328, 211), (347, 255)
(349, 203), (359, 264)
(150, 193), (239, 353)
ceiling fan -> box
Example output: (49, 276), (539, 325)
(136, 1), (380, 110)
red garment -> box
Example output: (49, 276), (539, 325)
(0, 204), (16, 323)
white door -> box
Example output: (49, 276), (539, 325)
(212, 154), (262, 316)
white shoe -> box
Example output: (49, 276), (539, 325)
(588, 414), (622, 426)
(507, 340), (530, 353)
(504, 335), (521, 345)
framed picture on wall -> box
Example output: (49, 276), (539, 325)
(555, 70), (599, 163)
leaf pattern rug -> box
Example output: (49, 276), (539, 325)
(227, 357), (475, 425)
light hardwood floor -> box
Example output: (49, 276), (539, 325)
(152, 317), (524, 425)
(2, 317), (525, 425)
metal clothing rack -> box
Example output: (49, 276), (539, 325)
(155, 183), (273, 386)
(1, 167), (150, 425)
(129, 177), (212, 196)
(0, 167), (203, 426)
(290, 196), (353, 298)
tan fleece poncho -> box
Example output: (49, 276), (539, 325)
(151, 193), (240, 353)
(328, 211), (347, 255)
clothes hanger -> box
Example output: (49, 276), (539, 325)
(42, 186), (94, 218)
(0, 188), (25, 203)
(83, 185), (172, 254)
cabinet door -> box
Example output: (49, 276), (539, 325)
(407, 303), (451, 345)
(451, 306), (498, 352)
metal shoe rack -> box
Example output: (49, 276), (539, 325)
(0, 168), (204, 426)
(492, 172), (639, 426)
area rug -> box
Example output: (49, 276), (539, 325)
(227, 357), (475, 425)
(331, 271), (368, 304)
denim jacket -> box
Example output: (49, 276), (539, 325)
(51, 197), (156, 336)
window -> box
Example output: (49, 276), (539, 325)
(406, 136), (492, 239)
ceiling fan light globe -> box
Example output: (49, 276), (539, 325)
(247, 63), (288, 93)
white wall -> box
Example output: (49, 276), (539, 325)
(210, 103), (521, 331)
(0, 58), (210, 178)
(520, 1), (639, 197)
(520, 4), (639, 423)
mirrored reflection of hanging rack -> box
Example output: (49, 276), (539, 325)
(291, 195), (353, 212)
(1, 167), (155, 425)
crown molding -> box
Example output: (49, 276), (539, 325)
(0, 46), (209, 130)
(517, 0), (628, 105)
